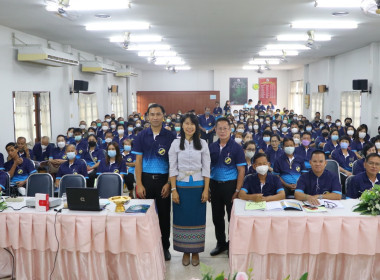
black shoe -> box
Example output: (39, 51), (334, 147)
(210, 244), (228, 256)
(164, 249), (171, 261)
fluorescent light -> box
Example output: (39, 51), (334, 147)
(110, 35), (162, 43)
(47, 0), (130, 11)
(243, 66), (259, 70)
(155, 57), (184, 64)
(249, 59), (280, 65)
(291, 21), (358, 29)
(138, 51), (177, 57)
(277, 34), (332, 41)
(266, 44), (310, 50)
(46, 3), (58, 11)
(126, 44), (171, 51)
(259, 50), (299, 56)
(86, 22), (150, 31)
(175, 66), (191, 70)
(315, 0), (360, 8)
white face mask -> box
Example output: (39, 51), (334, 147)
(375, 142), (380, 149)
(80, 124), (86, 130)
(325, 118), (331, 123)
(256, 165), (269, 175)
(105, 138), (112, 143)
(253, 125), (259, 130)
(284, 146), (295, 155)
(102, 126), (109, 131)
(106, 118), (111, 122)
(336, 122), (341, 127)
(57, 141), (66, 149)
(135, 123), (141, 128)
(118, 129), (125, 135)
(359, 132), (366, 139)
(235, 138), (243, 144)
(291, 128), (299, 134)
(347, 130), (354, 136)
(111, 125), (116, 129)
(41, 145), (47, 150)
(237, 129), (244, 133)
(272, 126), (277, 131)
(294, 138), (300, 145)
(245, 151), (255, 159)
(265, 120), (270, 125)
(248, 125), (253, 130)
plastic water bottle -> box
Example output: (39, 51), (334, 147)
(62, 192), (67, 208)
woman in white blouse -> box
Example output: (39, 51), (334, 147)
(168, 113), (211, 267)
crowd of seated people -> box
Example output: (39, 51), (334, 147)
(0, 101), (379, 204)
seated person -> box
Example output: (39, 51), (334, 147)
(83, 135), (104, 188)
(32, 136), (54, 163)
(239, 153), (285, 201)
(16, 136), (34, 160)
(332, 136), (357, 177)
(0, 170), (8, 193)
(173, 122), (181, 139)
(352, 143), (377, 175)
(49, 135), (68, 174)
(315, 127), (330, 150)
(4, 142), (36, 195)
(350, 125), (370, 159)
(126, 123), (136, 140)
(96, 142), (127, 178)
(0, 152), (4, 170)
(266, 134), (284, 169)
(243, 140), (257, 175)
(55, 144), (88, 188)
(258, 131), (272, 153)
(122, 138), (136, 197)
(73, 128), (88, 159)
(346, 153), (380, 199)
(294, 132), (315, 170)
(112, 123), (127, 147)
(273, 138), (307, 197)
(65, 127), (75, 145)
(295, 150), (342, 205)
(323, 129), (340, 159)
(101, 131), (114, 150)
(97, 121), (110, 140)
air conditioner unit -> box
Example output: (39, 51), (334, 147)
(17, 46), (79, 67)
(81, 61), (117, 74)
(115, 70), (139, 78)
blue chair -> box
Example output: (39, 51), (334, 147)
(326, 159), (341, 184)
(26, 173), (54, 197)
(96, 173), (123, 198)
(345, 175), (354, 196)
(58, 174), (86, 197)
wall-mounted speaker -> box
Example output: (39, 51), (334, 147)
(318, 85), (328, 93)
(353, 79), (368, 91)
(73, 80), (89, 92)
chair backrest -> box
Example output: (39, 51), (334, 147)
(352, 160), (359, 175)
(96, 173), (123, 198)
(26, 173), (54, 197)
(326, 159), (341, 184)
(345, 175), (354, 195)
(2, 172), (10, 196)
(59, 174), (86, 197)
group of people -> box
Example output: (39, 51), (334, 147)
(1, 100), (380, 267)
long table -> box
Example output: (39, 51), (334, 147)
(0, 199), (165, 280)
(229, 199), (380, 280)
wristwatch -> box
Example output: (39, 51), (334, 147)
(318, 195), (323, 199)
(235, 189), (240, 193)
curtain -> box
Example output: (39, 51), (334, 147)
(110, 92), (124, 118)
(39, 91), (51, 139)
(311, 92), (324, 119)
(79, 93), (98, 125)
(289, 80), (303, 114)
(14, 91), (35, 144)
(341, 91), (361, 128)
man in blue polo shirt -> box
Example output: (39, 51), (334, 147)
(213, 101), (223, 119)
(346, 153), (380, 199)
(294, 132), (315, 170)
(209, 117), (246, 256)
(73, 128), (88, 160)
(16, 136), (34, 160)
(132, 103), (175, 261)
(198, 107), (215, 145)
(239, 153), (285, 201)
(295, 150), (342, 205)
(4, 142), (36, 196)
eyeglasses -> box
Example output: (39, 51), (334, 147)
(216, 127), (230, 131)
(323, 201), (337, 209)
(366, 162), (380, 167)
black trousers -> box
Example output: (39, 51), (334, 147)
(200, 131), (214, 145)
(141, 172), (171, 250)
(87, 168), (98, 188)
(124, 173), (135, 191)
(210, 179), (237, 247)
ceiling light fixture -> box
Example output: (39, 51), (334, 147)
(138, 51), (177, 57)
(64, 0), (130, 10)
(86, 22), (150, 31)
(249, 59), (280, 65)
(259, 50), (298, 56)
(266, 44), (310, 50)
(277, 34), (332, 41)
(156, 61), (185, 65)
(314, 0), (361, 8)
(332, 11), (350, 16)
(154, 57), (185, 65)
(110, 35), (162, 43)
(291, 21), (358, 29)
(124, 44), (171, 51)
(95, 14), (111, 18)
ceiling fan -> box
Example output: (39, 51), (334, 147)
(361, 0), (380, 16)
(257, 66), (264, 74)
(45, 0), (79, 21)
(280, 50), (288, 63)
(147, 51), (156, 64)
(264, 60), (271, 71)
(122, 32), (131, 49)
(305, 30), (321, 50)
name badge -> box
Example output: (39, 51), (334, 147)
(224, 157), (232, 165)
(158, 148), (166, 156)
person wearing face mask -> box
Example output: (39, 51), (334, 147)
(243, 141), (257, 175)
(352, 143), (377, 175)
(97, 121), (110, 140)
(324, 115), (334, 128)
(101, 131), (114, 150)
(104, 114), (112, 123)
(135, 120), (143, 129)
(79, 121), (88, 138)
(73, 128), (88, 160)
(55, 144), (88, 189)
(266, 135), (284, 171)
(315, 127), (330, 150)
(374, 135), (380, 154)
(198, 107), (216, 145)
(109, 120), (118, 137)
(65, 127), (75, 145)
(239, 153), (285, 202)
(273, 138), (307, 198)
(323, 129), (340, 159)
(32, 136), (54, 163)
(213, 101), (223, 120)
(258, 131), (272, 153)
(126, 124), (136, 140)
(280, 123), (290, 140)
(332, 136), (357, 189)
(236, 123), (246, 134)
(223, 100), (231, 115)
(83, 135), (104, 188)
(112, 124), (127, 148)
(305, 124), (318, 144)
(96, 142), (127, 179)
(242, 132), (253, 145)
(370, 126), (380, 143)
(234, 133), (243, 145)
(90, 121), (98, 131)
(351, 125), (370, 159)
(173, 122), (181, 139)
(87, 127), (96, 137)
(49, 135), (68, 174)
(345, 125), (355, 143)
(121, 138), (136, 198)
(251, 122), (262, 144)
(230, 123), (236, 136)
(164, 116), (174, 131)
(289, 123), (299, 137)
(262, 117), (272, 131)
(334, 119), (344, 137)
(342, 117), (353, 135)
(294, 132), (315, 170)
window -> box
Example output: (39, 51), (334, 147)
(110, 92), (124, 118)
(79, 92), (98, 125)
(289, 80), (303, 114)
(340, 91), (361, 128)
(311, 92), (324, 119)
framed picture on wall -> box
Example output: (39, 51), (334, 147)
(229, 78), (248, 105)
(259, 78), (277, 105)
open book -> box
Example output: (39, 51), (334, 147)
(265, 201), (303, 211)
(245, 201), (266, 211)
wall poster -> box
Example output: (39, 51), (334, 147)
(229, 78), (248, 105)
(259, 78), (277, 105)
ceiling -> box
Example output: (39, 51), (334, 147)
(0, 0), (380, 71)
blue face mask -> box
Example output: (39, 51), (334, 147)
(124, 145), (131, 152)
(119, 121), (124, 124)
(66, 152), (76, 160)
(128, 127), (134, 132)
(108, 150), (117, 158)
(306, 127), (312, 132)
(263, 136), (270, 142)
(231, 128), (235, 132)
(331, 135), (339, 141)
(340, 142), (349, 149)
(74, 135), (81, 141)
(97, 123), (101, 127)
(175, 127), (181, 132)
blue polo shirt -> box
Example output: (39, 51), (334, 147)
(0, 171), (7, 190)
(242, 173), (284, 196)
(0, 153), (4, 170)
(75, 139), (88, 159)
(132, 127), (175, 174)
(49, 147), (67, 160)
(4, 158), (36, 183)
(213, 107), (222, 115)
(97, 130), (109, 140)
(56, 159), (88, 180)
(198, 114), (215, 131)
(83, 147), (105, 167)
(18, 149), (34, 160)
(252, 132), (262, 145)
(273, 154), (307, 184)
(295, 169), (342, 195)
(315, 136), (328, 150)
(96, 159), (127, 175)
(295, 146), (315, 169)
(126, 133), (136, 141)
(323, 140), (340, 156)
(112, 135), (128, 148)
(331, 149), (357, 172)
(65, 136), (75, 145)
(209, 138), (246, 181)
(352, 158), (365, 175)
(346, 171), (380, 199)
(245, 165), (256, 176)
(258, 141), (271, 153)
(33, 143), (54, 161)
(122, 152), (136, 175)
(266, 146), (285, 167)
(350, 140), (368, 152)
